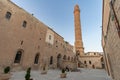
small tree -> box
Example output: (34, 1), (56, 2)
(61, 69), (65, 73)
(27, 67), (31, 73)
(25, 73), (30, 80)
(25, 67), (31, 80)
(4, 66), (10, 74)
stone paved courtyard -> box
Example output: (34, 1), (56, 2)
(10, 68), (112, 80)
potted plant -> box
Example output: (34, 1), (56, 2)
(25, 67), (31, 80)
(4, 66), (10, 74)
(60, 69), (67, 78)
(0, 66), (11, 80)
(41, 64), (47, 74)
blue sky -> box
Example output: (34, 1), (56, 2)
(11, 0), (103, 52)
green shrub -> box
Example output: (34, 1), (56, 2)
(27, 67), (31, 74)
(25, 67), (31, 80)
(4, 66), (10, 74)
(25, 73), (30, 80)
(61, 69), (65, 73)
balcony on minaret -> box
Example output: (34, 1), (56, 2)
(74, 4), (80, 13)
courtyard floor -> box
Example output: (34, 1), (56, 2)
(10, 68), (112, 80)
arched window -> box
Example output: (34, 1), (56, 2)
(63, 55), (66, 60)
(94, 53), (96, 55)
(22, 21), (27, 28)
(14, 50), (22, 63)
(50, 56), (53, 65)
(101, 57), (103, 62)
(84, 61), (86, 64)
(5, 11), (11, 20)
(68, 56), (70, 60)
(49, 35), (51, 40)
(34, 53), (39, 64)
(89, 61), (91, 64)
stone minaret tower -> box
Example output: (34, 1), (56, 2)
(74, 4), (84, 56)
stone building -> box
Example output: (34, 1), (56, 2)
(74, 5), (104, 69)
(102, 0), (120, 80)
(80, 52), (104, 69)
(0, 0), (77, 72)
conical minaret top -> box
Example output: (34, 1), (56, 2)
(74, 4), (84, 56)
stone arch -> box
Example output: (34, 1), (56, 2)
(14, 49), (24, 64)
(34, 53), (40, 64)
(57, 54), (62, 68)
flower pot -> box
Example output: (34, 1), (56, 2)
(41, 70), (47, 74)
(60, 73), (67, 78)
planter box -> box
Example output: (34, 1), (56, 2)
(60, 73), (67, 78)
(0, 73), (11, 80)
(41, 70), (47, 74)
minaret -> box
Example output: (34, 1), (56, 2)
(74, 4), (84, 56)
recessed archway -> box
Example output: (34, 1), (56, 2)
(57, 54), (62, 68)
(50, 56), (53, 65)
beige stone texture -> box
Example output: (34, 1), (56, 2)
(102, 0), (120, 80)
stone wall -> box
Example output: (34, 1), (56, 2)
(0, 0), (75, 72)
(80, 55), (103, 69)
(102, 0), (120, 79)
(62, 60), (77, 70)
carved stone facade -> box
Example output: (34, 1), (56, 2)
(102, 0), (120, 80)
(80, 52), (104, 69)
(0, 0), (76, 72)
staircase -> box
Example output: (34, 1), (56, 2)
(76, 55), (86, 68)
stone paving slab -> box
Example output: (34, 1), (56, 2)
(9, 68), (112, 80)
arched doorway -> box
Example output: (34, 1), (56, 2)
(78, 63), (80, 67)
(50, 56), (53, 65)
(92, 65), (95, 69)
(14, 50), (23, 64)
(57, 54), (62, 68)
(101, 57), (105, 68)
